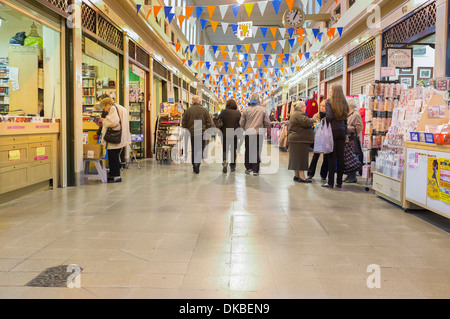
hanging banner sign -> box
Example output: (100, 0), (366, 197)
(237, 21), (253, 40)
(386, 48), (413, 69)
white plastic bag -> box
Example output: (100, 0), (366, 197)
(313, 119), (334, 154)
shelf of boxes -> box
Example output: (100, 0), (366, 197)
(0, 58), (9, 114)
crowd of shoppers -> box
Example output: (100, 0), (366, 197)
(96, 85), (364, 190)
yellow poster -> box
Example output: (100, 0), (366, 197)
(437, 158), (450, 204)
(8, 149), (21, 161)
(427, 157), (440, 201)
(36, 146), (46, 156)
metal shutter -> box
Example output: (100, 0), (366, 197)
(327, 75), (343, 88)
(350, 62), (375, 95)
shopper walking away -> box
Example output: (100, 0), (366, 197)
(344, 98), (363, 183)
(99, 97), (131, 183)
(288, 101), (316, 183)
(240, 93), (271, 176)
(181, 95), (213, 174)
(307, 100), (328, 181)
(321, 84), (349, 188)
(218, 99), (242, 173)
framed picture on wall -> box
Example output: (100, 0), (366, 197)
(399, 67), (413, 74)
(417, 67), (434, 80)
(399, 75), (414, 88)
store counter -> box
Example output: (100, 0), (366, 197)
(0, 122), (60, 203)
(404, 141), (450, 219)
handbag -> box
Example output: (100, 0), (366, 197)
(348, 133), (362, 155)
(343, 142), (362, 174)
(103, 104), (122, 144)
(313, 119), (334, 154)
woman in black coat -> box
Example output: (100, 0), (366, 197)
(322, 84), (349, 188)
(218, 99), (242, 173)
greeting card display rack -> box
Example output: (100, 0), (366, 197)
(361, 80), (401, 191)
(155, 103), (183, 163)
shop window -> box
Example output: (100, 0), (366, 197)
(0, 5), (61, 119)
(348, 0), (356, 8)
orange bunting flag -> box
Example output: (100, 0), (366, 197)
(185, 7), (194, 19)
(244, 44), (251, 53)
(178, 15), (186, 26)
(270, 27), (278, 38)
(257, 60), (261, 67)
(297, 36), (304, 46)
(181, 59), (186, 65)
(207, 5), (216, 19)
(270, 41), (277, 50)
(210, 20), (218, 32)
(146, 8), (152, 19)
(197, 45), (204, 56)
(222, 51), (227, 59)
(286, 0), (295, 10)
(296, 28), (304, 36)
(327, 28), (336, 39)
(153, 6), (162, 18)
(257, 54), (263, 60)
(199, 61), (204, 67)
(298, 53), (303, 60)
(277, 58), (283, 65)
(174, 43), (181, 52)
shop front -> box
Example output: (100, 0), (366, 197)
(347, 38), (376, 96)
(381, 0), (436, 87)
(320, 58), (344, 99)
(0, 0), (64, 202)
(128, 40), (151, 159)
(307, 75), (318, 98)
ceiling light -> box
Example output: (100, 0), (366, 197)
(236, 0), (245, 5)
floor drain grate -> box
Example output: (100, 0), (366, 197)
(26, 265), (83, 288)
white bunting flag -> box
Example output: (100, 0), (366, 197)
(221, 22), (229, 34)
(258, 1), (268, 16)
(219, 5), (228, 19)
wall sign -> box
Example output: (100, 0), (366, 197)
(387, 48), (413, 69)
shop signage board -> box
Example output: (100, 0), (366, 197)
(237, 21), (253, 40)
(381, 67), (396, 77)
(386, 48), (413, 69)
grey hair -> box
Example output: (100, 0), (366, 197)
(192, 95), (202, 104)
(250, 93), (259, 101)
(294, 101), (305, 110)
(347, 98), (357, 108)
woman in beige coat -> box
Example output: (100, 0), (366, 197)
(99, 97), (131, 183)
(288, 101), (316, 183)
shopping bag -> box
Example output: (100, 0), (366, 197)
(313, 120), (334, 154)
(343, 142), (362, 174)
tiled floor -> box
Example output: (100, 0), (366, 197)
(1, 143), (450, 299)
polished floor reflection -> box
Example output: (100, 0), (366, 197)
(0, 145), (450, 299)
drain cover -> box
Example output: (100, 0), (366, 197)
(26, 265), (83, 288)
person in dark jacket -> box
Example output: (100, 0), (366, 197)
(307, 101), (328, 180)
(182, 95), (213, 174)
(218, 99), (241, 173)
(288, 101), (316, 183)
(322, 84), (349, 188)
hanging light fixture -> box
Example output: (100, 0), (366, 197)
(236, 0), (245, 4)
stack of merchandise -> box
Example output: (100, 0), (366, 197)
(361, 82), (404, 179)
(375, 85), (440, 180)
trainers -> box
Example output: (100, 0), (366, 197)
(222, 163), (227, 173)
(253, 172), (259, 176)
(344, 178), (357, 183)
(193, 165), (200, 174)
(245, 169), (252, 175)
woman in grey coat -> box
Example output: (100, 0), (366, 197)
(288, 101), (316, 183)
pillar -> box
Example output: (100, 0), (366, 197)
(374, 31), (383, 81)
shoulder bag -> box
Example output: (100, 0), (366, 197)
(103, 104), (122, 144)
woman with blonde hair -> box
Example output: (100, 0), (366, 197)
(321, 84), (349, 188)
